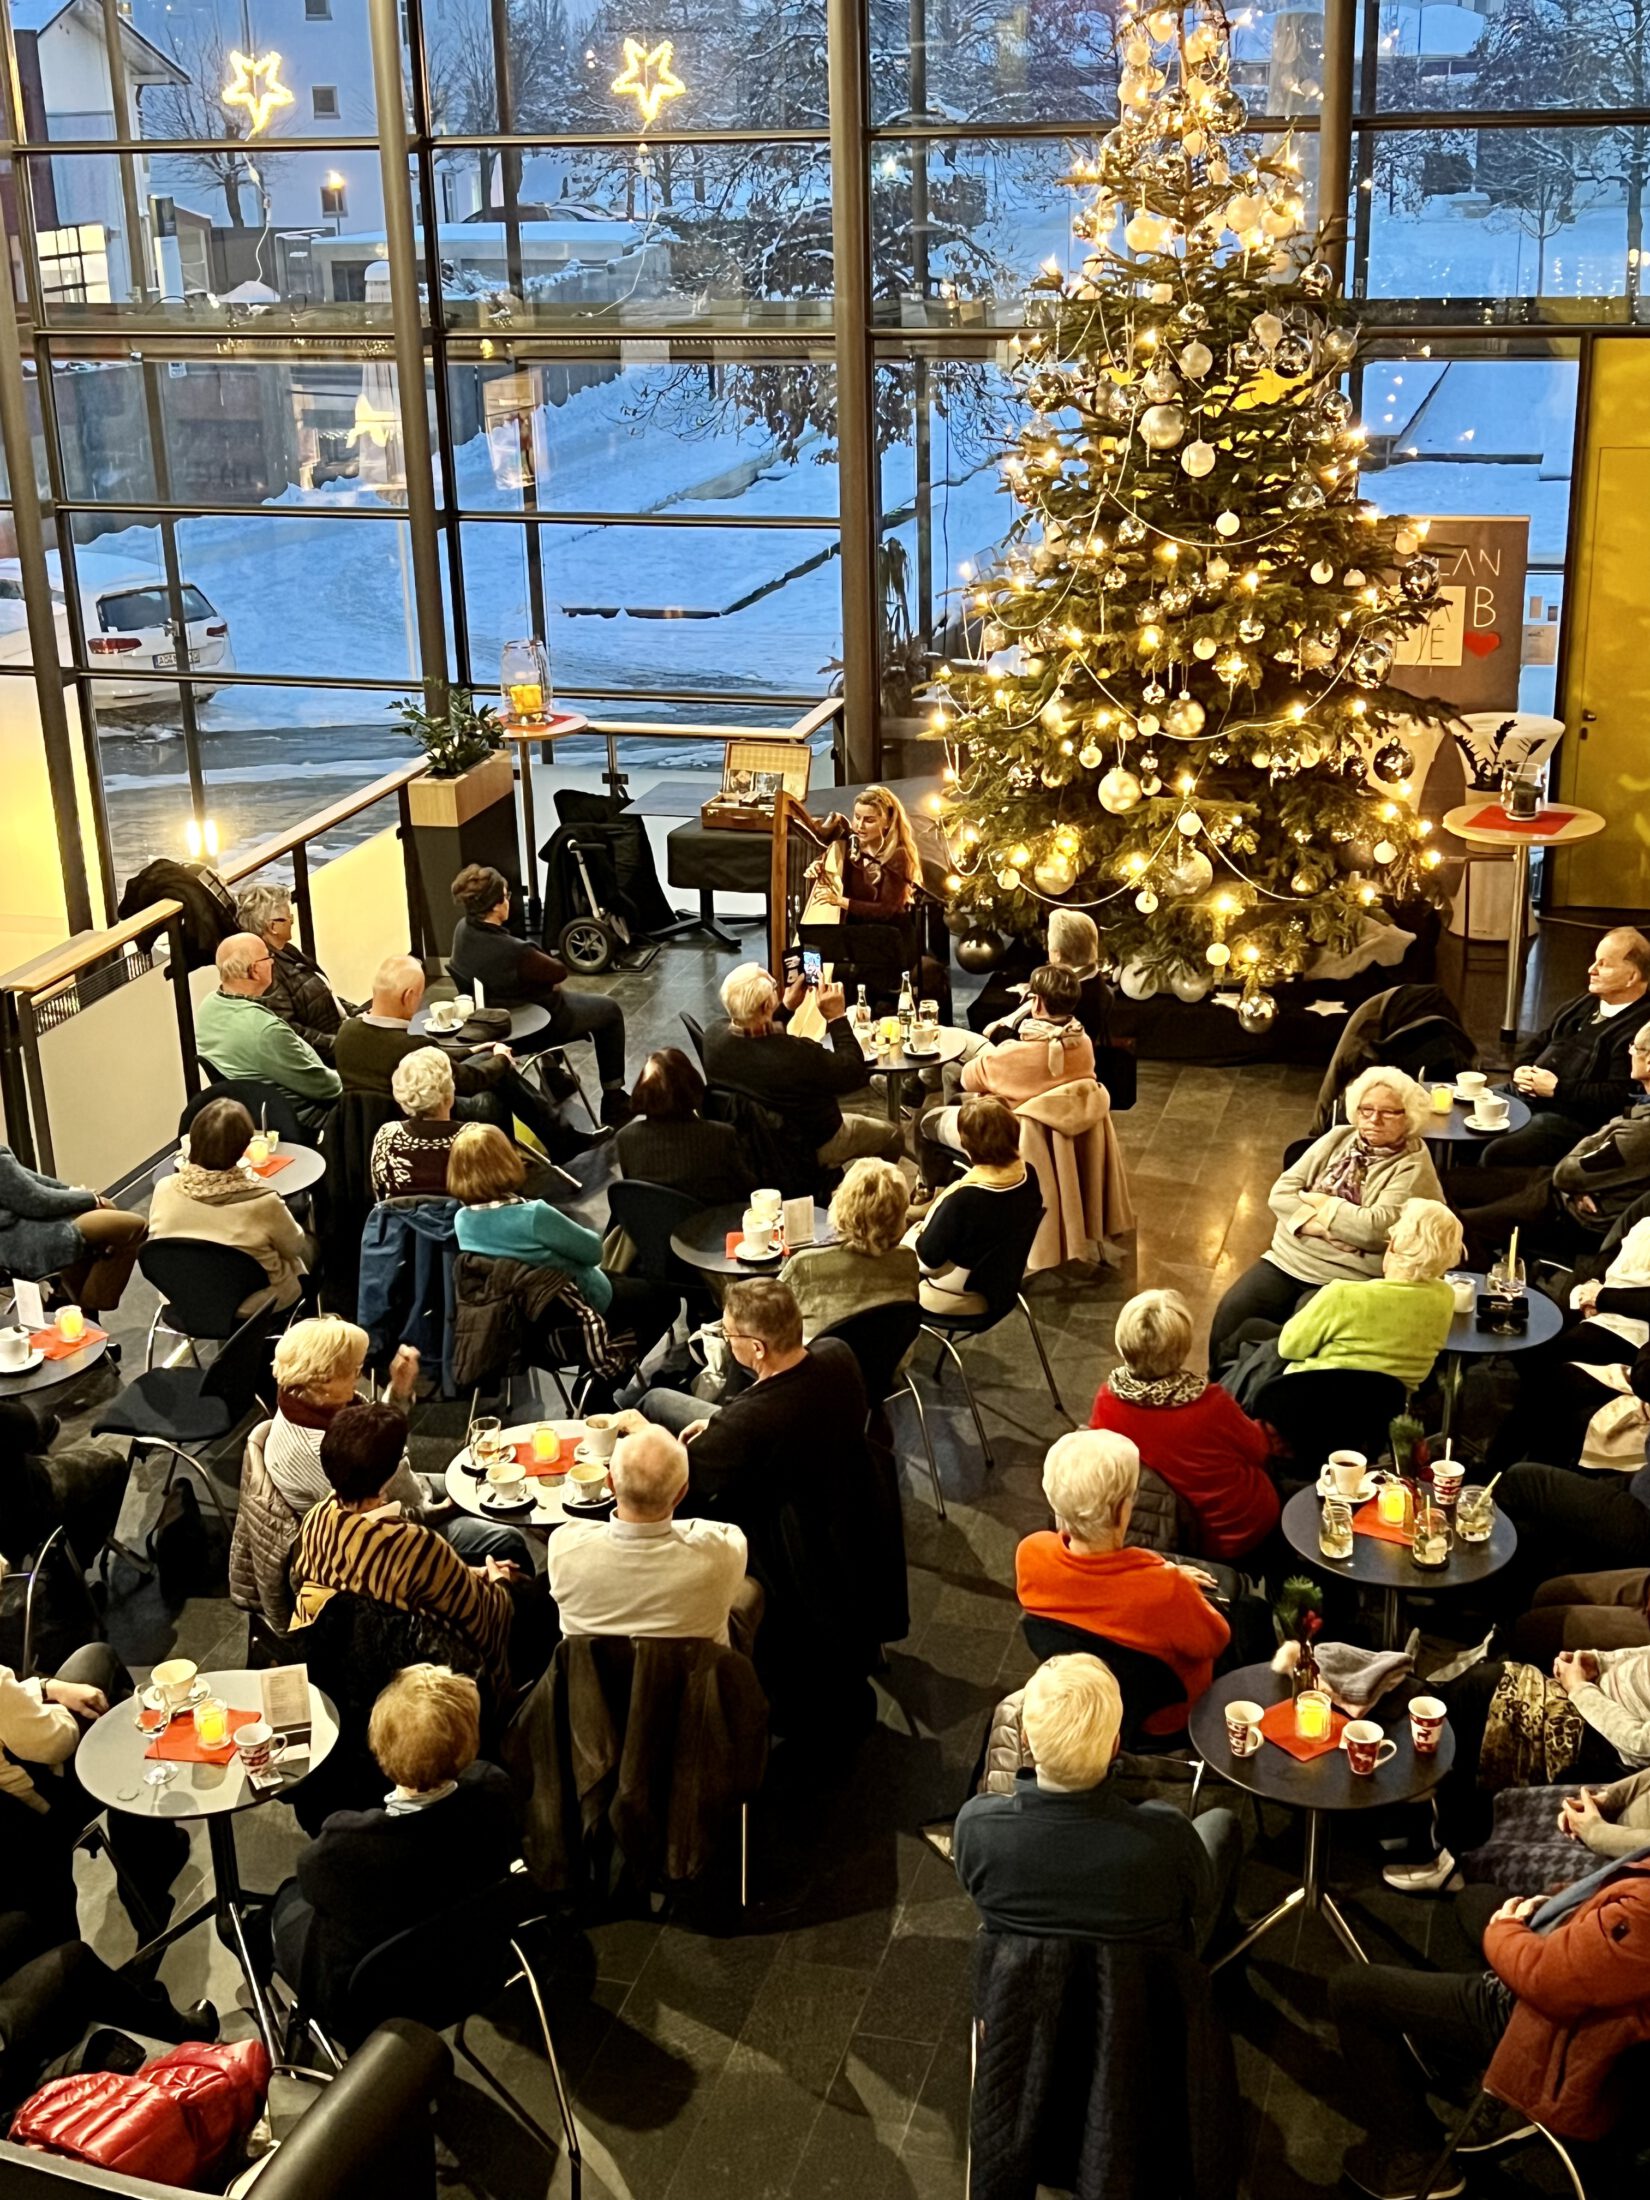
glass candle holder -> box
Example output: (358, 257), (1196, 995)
(1376, 1478), (1412, 1535)
(192, 1696), (229, 1750)
(1319, 1498), (1354, 1561)
(500, 637), (551, 724)
(56, 1304), (85, 1343)
(530, 1424), (559, 1464)
(1294, 1689), (1332, 1742)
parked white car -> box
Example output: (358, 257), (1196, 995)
(0, 554), (236, 709)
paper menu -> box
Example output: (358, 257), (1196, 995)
(12, 1279), (45, 1331)
(260, 1664), (312, 1742)
(782, 1196), (815, 1247)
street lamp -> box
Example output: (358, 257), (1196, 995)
(322, 171), (346, 235)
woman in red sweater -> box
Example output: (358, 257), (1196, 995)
(1015, 1430), (1230, 1735)
(1090, 1288), (1279, 1562)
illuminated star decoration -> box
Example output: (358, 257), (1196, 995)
(221, 50), (294, 138)
(610, 38), (685, 126)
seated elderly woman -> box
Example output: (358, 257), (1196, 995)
(268, 1663), (518, 2028)
(291, 1405), (548, 1695)
(1271, 1197), (1463, 1388)
(908, 1096), (1043, 1319)
(615, 1047), (755, 1206)
(1015, 1430), (1231, 1736)
(370, 1045), (464, 1201)
(149, 1097), (312, 1313)
(0, 1145), (146, 1318)
(780, 1158), (918, 1343)
(265, 1313), (426, 1517)
(1208, 1065), (1444, 1368)
(916, 963), (1095, 1193)
(235, 881), (350, 1061)
(1089, 1289), (1278, 1563)
(450, 1123), (676, 1365)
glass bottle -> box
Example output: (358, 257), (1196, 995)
(896, 973), (915, 1047)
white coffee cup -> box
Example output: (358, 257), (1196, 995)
(1473, 1094), (1510, 1128)
(234, 1720), (285, 1777)
(452, 995), (475, 1023)
(0, 1326), (30, 1372)
(1457, 1070), (1488, 1096)
(486, 1458), (527, 1493)
(151, 1657), (199, 1709)
(751, 1187), (783, 1222)
(1327, 1449), (1367, 1498)
(582, 1413), (619, 1462)
(1225, 1699), (1265, 1756)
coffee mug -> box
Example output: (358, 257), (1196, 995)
(1225, 1699), (1264, 1757)
(582, 1414), (619, 1462)
(1409, 1695), (1447, 1757)
(1457, 1070), (1487, 1095)
(751, 1188), (782, 1221)
(1474, 1095), (1510, 1127)
(1343, 1720), (1397, 1776)
(234, 1720), (286, 1777)
(151, 1657), (198, 1709)
(1327, 1449), (1367, 1498)
(0, 1326), (30, 1371)
(1431, 1461), (1465, 1507)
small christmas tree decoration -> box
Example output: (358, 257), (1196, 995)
(931, 0), (1449, 997)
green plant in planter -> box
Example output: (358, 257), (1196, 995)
(393, 689), (504, 779)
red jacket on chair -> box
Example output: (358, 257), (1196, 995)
(11, 2039), (271, 2185)
(1483, 1859), (1650, 2139)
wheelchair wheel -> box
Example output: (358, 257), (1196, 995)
(559, 914), (618, 974)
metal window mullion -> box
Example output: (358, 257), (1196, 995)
(826, 0), (878, 781)
(404, 0), (468, 685)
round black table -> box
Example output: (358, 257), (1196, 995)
(864, 1025), (971, 1124)
(1438, 1266), (1564, 1437)
(0, 1335), (108, 1399)
(1191, 1661), (1455, 1968)
(670, 1199), (838, 1278)
(1281, 1483), (1517, 1649)
(411, 1001), (550, 1044)
(75, 1667), (339, 2052)
(153, 1142), (325, 1199)
(1420, 1088), (1531, 1149)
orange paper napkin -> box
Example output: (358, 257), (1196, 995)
(1353, 1499), (1414, 1547)
(145, 1707), (259, 1765)
(1259, 1698), (1349, 1761)
(250, 1154), (294, 1180)
(512, 1440), (568, 1479)
(29, 1323), (109, 1362)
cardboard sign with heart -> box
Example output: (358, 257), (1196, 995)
(1391, 514), (1528, 712)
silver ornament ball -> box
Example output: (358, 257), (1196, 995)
(1236, 988), (1278, 1036)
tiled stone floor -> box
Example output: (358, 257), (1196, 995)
(47, 913), (1595, 2200)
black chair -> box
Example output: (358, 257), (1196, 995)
(817, 1300), (943, 1517)
(180, 1077), (307, 1147)
(1252, 1366), (1408, 1465)
(603, 1179), (710, 1314)
(138, 1238), (276, 1369)
(1020, 1612), (1194, 1756)
(680, 1010), (707, 1067)
(277, 1879), (582, 2200)
(919, 1291), (1068, 1472)
(91, 1299), (275, 1540)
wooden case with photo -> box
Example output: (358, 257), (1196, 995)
(700, 739), (811, 833)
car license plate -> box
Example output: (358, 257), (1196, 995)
(154, 649), (202, 668)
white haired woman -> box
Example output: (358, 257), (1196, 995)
(1015, 1431), (1230, 1736)
(370, 1046), (462, 1200)
(235, 881), (351, 1061)
(1209, 1065), (1444, 1367)
(1089, 1289), (1278, 1562)
(1274, 1197), (1464, 1388)
(780, 1158), (919, 1343)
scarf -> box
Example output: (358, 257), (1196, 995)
(1107, 1367), (1205, 1408)
(1315, 1132), (1391, 1207)
(176, 1159), (267, 1205)
(1021, 1013), (1085, 1080)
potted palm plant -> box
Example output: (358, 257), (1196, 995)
(397, 689), (520, 954)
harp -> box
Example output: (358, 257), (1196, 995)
(769, 792), (844, 1041)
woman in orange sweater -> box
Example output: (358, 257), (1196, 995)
(1015, 1429), (1230, 1736)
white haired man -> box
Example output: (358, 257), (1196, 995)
(193, 933), (342, 1129)
(701, 962), (903, 1169)
(954, 1652), (1243, 1952)
(547, 1425), (750, 1645)
(1493, 926), (1650, 1166)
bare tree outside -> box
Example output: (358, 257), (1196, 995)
(143, 25), (289, 231)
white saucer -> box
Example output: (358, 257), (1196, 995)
(0, 1348), (45, 1377)
(1465, 1111), (1510, 1133)
(736, 1243), (782, 1263)
(480, 1485), (533, 1513)
(572, 1441), (615, 1468)
(1316, 1469), (1380, 1504)
(1452, 1083), (1491, 1105)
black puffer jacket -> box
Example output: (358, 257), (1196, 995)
(451, 1252), (630, 1390)
(264, 943), (347, 1061)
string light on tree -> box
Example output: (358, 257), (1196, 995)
(932, 0), (1451, 995)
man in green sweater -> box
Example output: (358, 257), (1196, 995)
(195, 934), (342, 1131)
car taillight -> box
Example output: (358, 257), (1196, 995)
(205, 623), (227, 638)
(88, 635), (142, 654)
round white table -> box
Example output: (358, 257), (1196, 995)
(1444, 799), (1606, 1042)
(75, 1668), (339, 2052)
(444, 1417), (604, 1529)
(153, 1142), (325, 1198)
(411, 1001), (551, 1044)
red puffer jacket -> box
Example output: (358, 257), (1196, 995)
(10, 2040), (271, 2185)
(1483, 1859), (1650, 2139)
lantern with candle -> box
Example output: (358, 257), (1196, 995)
(500, 638), (552, 726)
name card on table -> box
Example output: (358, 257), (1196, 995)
(13, 1280), (45, 1331)
(261, 1664), (312, 1757)
(783, 1196), (815, 1248)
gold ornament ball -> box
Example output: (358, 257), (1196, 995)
(1177, 807), (1201, 835)
(1165, 696), (1206, 738)
(1098, 767), (1143, 813)
(1179, 340), (1214, 378)
(997, 866), (1021, 891)
(1033, 851), (1077, 895)
(1193, 635), (1218, 660)
(1215, 511), (1241, 537)
(1134, 887), (1159, 914)
(1206, 941), (1232, 967)
(1310, 560), (1334, 584)
(1078, 742), (1103, 770)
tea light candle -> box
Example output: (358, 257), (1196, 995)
(1376, 1480), (1409, 1529)
(56, 1305), (85, 1343)
(193, 1698), (228, 1749)
(1430, 1084), (1453, 1114)
(530, 1425), (559, 1464)
(508, 682), (544, 717)
(1294, 1690), (1332, 1742)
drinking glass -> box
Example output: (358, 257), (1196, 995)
(134, 1685), (170, 1737)
(469, 1415), (503, 1476)
(1457, 1485), (1495, 1543)
(1318, 1498), (1354, 1561)
(1410, 1502), (1451, 1570)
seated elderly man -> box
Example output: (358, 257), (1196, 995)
(1492, 924), (1650, 1166)
(236, 881), (351, 1062)
(335, 954), (601, 1165)
(547, 1425), (750, 1645)
(1016, 1430), (1231, 1737)
(953, 1652), (1242, 1952)
(194, 933), (342, 1129)
(702, 962), (903, 1171)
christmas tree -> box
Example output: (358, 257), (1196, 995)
(930, 0), (1451, 1029)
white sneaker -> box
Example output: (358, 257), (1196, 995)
(1381, 1848), (1461, 1896)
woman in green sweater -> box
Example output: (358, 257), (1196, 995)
(448, 1124), (676, 1365)
(1275, 1197), (1463, 1390)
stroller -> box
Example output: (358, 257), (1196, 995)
(538, 789), (696, 975)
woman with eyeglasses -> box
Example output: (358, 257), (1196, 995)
(1209, 1066), (1444, 1369)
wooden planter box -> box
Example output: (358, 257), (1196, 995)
(407, 748), (515, 829)
(406, 749), (521, 958)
